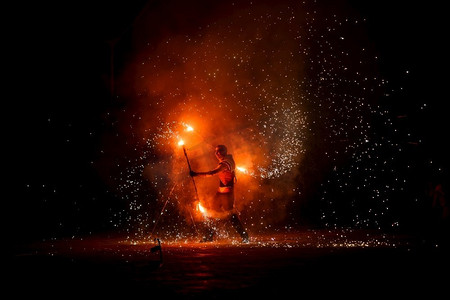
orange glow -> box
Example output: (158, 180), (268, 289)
(236, 166), (247, 173)
(185, 125), (194, 132)
(178, 139), (185, 146)
(198, 202), (206, 214)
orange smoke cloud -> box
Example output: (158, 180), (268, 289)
(95, 0), (389, 237)
(121, 2), (311, 233)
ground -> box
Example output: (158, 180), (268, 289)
(11, 228), (449, 298)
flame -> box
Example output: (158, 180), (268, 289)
(177, 124), (194, 147)
(236, 166), (247, 173)
(198, 202), (206, 214)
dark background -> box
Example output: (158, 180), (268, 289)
(10, 0), (447, 244)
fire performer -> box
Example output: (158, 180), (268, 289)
(190, 145), (249, 243)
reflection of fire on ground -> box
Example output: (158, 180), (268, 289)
(14, 229), (446, 297)
(25, 229), (414, 254)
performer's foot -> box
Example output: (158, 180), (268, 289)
(241, 232), (249, 243)
(200, 238), (213, 243)
(199, 233), (214, 243)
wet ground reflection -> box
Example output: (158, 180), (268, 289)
(12, 229), (449, 298)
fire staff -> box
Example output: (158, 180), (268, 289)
(190, 144), (249, 243)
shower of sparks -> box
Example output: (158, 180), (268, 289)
(116, 227), (409, 249)
(103, 0), (418, 240)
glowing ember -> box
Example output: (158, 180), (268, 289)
(197, 202), (206, 214)
(177, 139), (185, 146)
(236, 166), (248, 174)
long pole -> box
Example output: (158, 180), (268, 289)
(183, 146), (199, 200)
(182, 146), (199, 235)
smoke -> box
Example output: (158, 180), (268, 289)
(103, 0), (393, 237)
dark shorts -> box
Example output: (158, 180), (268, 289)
(211, 191), (234, 212)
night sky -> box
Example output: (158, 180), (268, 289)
(12, 0), (448, 244)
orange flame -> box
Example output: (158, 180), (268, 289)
(178, 139), (185, 146)
(236, 166), (247, 173)
(198, 202), (206, 214)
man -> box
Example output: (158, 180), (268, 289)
(190, 145), (249, 243)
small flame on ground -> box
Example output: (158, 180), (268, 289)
(198, 202), (206, 214)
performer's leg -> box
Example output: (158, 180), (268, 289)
(199, 217), (215, 242)
(230, 213), (249, 243)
